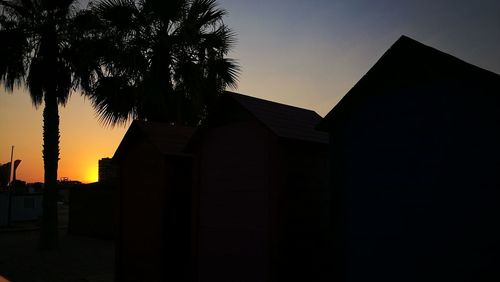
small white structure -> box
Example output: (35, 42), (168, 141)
(0, 192), (43, 226)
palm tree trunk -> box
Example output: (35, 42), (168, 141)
(40, 93), (60, 250)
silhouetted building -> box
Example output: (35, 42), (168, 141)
(98, 157), (117, 183)
(113, 121), (195, 282)
(189, 92), (331, 282)
(114, 93), (331, 282)
(317, 35), (500, 282)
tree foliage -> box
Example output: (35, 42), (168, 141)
(0, 0), (101, 249)
(84, 0), (240, 126)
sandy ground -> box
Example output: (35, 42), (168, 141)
(0, 205), (114, 282)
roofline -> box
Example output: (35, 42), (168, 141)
(112, 120), (195, 161)
(317, 35), (500, 131)
(224, 91), (321, 116)
(112, 120), (141, 161)
(223, 91), (327, 143)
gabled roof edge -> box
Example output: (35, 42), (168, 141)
(317, 35), (500, 131)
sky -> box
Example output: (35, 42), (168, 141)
(1, 0), (500, 183)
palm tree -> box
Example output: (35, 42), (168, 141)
(0, 0), (98, 249)
(86, 0), (240, 126)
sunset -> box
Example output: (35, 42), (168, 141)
(1, 87), (127, 183)
(2, 0), (500, 281)
(2, 0), (500, 184)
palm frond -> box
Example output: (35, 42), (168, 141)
(54, 60), (73, 106)
(84, 0), (240, 126)
(0, 26), (28, 92)
(201, 25), (236, 54)
(209, 57), (240, 89)
(187, 0), (225, 29)
(42, 0), (75, 10)
(88, 76), (137, 127)
(0, 0), (33, 18)
(92, 0), (138, 30)
(69, 9), (103, 36)
(41, 0), (77, 19)
(62, 37), (102, 92)
(26, 57), (44, 107)
(143, 0), (186, 23)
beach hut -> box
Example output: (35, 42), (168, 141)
(317, 36), (500, 281)
(190, 92), (331, 282)
(113, 121), (195, 282)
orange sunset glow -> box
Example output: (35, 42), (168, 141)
(0, 89), (128, 184)
(2, 1), (500, 186)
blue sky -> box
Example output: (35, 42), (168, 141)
(218, 0), (500, 114)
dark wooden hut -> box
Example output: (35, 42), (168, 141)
(190, 92), (331, 282)
(318, 35), (500, 281)
(113, 121), (195, 282)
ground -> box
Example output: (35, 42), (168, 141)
(0, 205), (114, 282)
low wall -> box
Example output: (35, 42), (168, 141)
(0, 193), (8, 226)
(68, 184), (115, 239)
(0, 192), (43, 226)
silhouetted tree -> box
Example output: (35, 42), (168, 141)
(0, 0), (98, 249)
(86, 0), (240, 126)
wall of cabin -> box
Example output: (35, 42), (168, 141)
(329, 80), (500, 281)
(278, 140), (331, 282)
(117, 140), (167, 282)
(196, 121), (274, 282)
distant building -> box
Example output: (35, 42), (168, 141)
(98, 158), (117, 183)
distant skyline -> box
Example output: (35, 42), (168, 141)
(1, 0), (500, 183)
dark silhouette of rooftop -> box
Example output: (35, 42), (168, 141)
(113, 121), (195, 160)
(220, 91), (329, 143)
(318, 35), (500, 130)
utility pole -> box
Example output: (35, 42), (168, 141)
(7, 145), (14, 226)
(9, 145), (14, 187)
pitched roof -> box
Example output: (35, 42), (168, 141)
(224, 91), (328, 144)
(113, 120), (195, 160)
(317, 35), (500, 130)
